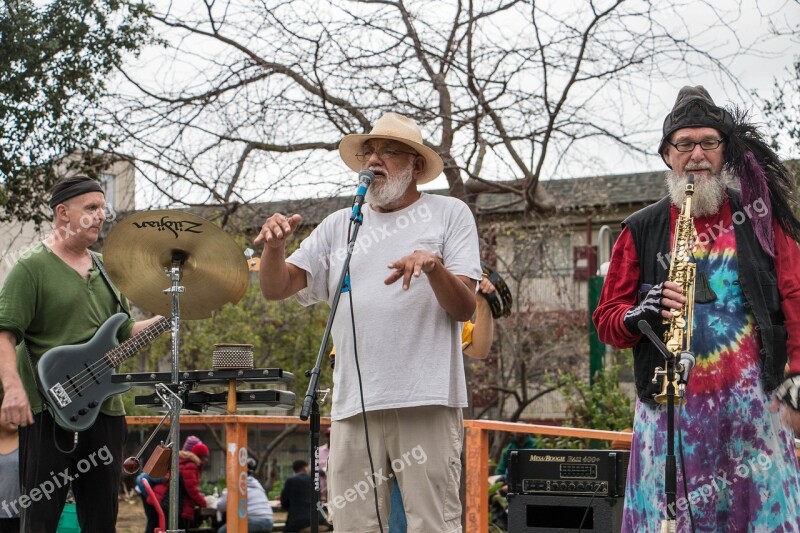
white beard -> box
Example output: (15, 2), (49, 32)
(366, 163), (415, 209)
(665, 169), (733, 218)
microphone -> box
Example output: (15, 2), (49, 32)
(350, 170), (375, 221)
(677, 351), (695, 384)
(639, 320), (695, 383)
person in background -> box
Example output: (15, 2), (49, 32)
(461, 275), (498, 359)
(0, 389), (20, 533)
(593, 85), (800, 531)
(155, 441), (210, 529)
(134, 471), (163, 533)
(495, 432), (538, 477)
(280, 459), (330, 532)
(318, 427), (331, 504)
(182, 435), (202, 452)
(217, 458), (273, 533)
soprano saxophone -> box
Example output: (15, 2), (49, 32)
(653, 175), (697, 404)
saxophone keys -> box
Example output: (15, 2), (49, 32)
(666, 339), (681, 352)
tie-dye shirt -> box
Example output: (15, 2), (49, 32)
(595, 196), (800, 532)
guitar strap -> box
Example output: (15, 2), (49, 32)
(90, 252), (131, 318)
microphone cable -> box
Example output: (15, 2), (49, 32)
(343, 217), (385, 533)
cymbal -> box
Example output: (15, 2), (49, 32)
(103, 210), (248, 320)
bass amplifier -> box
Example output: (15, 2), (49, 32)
(508, 449), (630, 498)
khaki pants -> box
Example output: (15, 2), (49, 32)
(327, 405), (463, 533)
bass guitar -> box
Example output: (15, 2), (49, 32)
(37, 313), (171, 431)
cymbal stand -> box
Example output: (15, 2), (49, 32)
(165, 253), (187, 532)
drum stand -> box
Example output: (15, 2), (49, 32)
(164, 253), (187, 532)
(104, 210), (252, 533)
(121, 252), (296, 532)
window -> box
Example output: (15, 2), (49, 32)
(99, 173), (116, 210)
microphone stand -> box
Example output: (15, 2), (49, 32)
(638, 321), (693, 533)
(300, 188), (371, 533)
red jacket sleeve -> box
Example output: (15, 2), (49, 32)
(773, 220), (800, 375)
(180, 462), (207, 509)
(592, 227), (644, 348)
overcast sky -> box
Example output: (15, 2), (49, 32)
(420, 0), (799, 190)
(118, 0), (800, 205)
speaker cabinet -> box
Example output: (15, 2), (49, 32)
(507, 493), (624, 533)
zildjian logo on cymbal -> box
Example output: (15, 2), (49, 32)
(131, 216), (202, 238)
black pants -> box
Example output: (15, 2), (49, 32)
(139, 492), (160, 533)
(18, 411), (127, 533)
(0, 518), (20, 533)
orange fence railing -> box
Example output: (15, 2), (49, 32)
(126, 415), (633, 533)
(133, 418), (800, 531)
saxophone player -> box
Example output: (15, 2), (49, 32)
(594, 86), (800, 532)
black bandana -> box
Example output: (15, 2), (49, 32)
(49, 175), (104, 208)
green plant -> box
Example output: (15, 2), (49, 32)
(539, 364), (634, 449)
(268, 480), (283, 500)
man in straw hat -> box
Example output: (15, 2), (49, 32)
(594, 86), (800, 531)
(256, 112), (481, 532)
(0, 175), (162, 532)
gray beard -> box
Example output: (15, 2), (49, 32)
(366, 163), (415, 209)
(665, 170), (733, 218)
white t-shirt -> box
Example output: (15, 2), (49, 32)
(287, 193), (482, 420)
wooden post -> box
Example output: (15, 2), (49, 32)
(226, 418), (248, 533)
(464, 426), (489, 533)
(227, 379), (237, 414)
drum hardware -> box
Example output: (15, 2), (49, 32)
(104, 209), (250, 532)
(245, 247), (261, 272)
(133, 389), (296, 413)
(122, 383), (176, 475)
(112, 367), (294, 385)
(118, 367), (296, 413)
(212, 342), (254, 414)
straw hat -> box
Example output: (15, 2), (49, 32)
(339, 112), (444, 185)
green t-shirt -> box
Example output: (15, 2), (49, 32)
(0, 243), (134, 416)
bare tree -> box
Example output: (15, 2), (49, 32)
(465, 217), (589, 458)
(102, 0), (780, 216)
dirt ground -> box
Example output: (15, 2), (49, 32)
(116, 496), (148, 533)
(115, 494), (289, 532)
